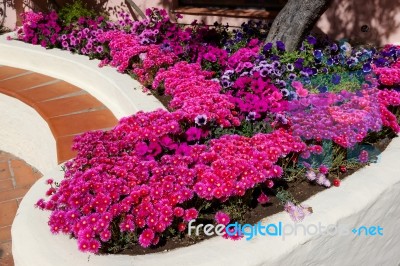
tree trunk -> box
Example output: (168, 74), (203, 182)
(266, 0), (332, 51)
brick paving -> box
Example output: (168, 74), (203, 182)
(0, 151), (42, 266)
(0, 66), (119, 265)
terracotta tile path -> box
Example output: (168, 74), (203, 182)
(0, 65), (118, 163)
(0, 151), (42, 266)
(0, 66), (119, 265)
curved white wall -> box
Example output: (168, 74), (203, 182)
(12, 137), (400, 266)
(0, 33), (165, 120)
(0, 93), (57, 175)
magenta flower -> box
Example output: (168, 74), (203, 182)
(138, 229), (155, 248)
(78, 239), (90, 252)
(183, 208), (198, 222)
(359, 150), (369, 163)
(148, 141), (162, 156)
(173, 207), (184, 217)
(185, 127), (202, 141)
(257, 193), (269, 204)
(159, 135), (178, 150)
(88, 239), (100, 253)
(265, 180), (274, 188)
(319, 165), (329, 174)
(215, 211), (230, 225)
(175, 143), (191, 156)
(135, 142), (148, 156)
(100, 230), (111, 242)
(292, 81), (308, 98)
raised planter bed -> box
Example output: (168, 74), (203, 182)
(12, 136), (400, 266)
(5, 11), (400, 266)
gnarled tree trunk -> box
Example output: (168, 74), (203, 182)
(266, 0), (332, 51)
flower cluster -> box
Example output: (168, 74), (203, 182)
(18, 11), (62, 47)
(193, 130), (306, 200)
(22, 7), (400, 254)
(97, 30), (178, 85)
(58, 16), (112, 58)
(373, 59), (400, 86)
(223, 71), (286, 120)
(378, 89), (400, 132)
(153, 62), (240, 127)
(288, 89), (384, 147)
(305, 167), (331, 187)
(37, 110), (191, 252)
(37, 107), (306, 252)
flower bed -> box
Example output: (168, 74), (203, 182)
(12, 138), (400, 265)
(13, 7), (400, 255)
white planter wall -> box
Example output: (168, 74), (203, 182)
(0, 34), (165, 120)
(0, 93), (57, 174)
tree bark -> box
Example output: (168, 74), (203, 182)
(266, 0), (332, 52)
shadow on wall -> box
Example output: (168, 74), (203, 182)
(4, 0), (129, 25)
(322, 0), (400, 46)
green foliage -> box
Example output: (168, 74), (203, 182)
(276, 187), (298, 205)
(211, 120), (272, 139)
(283, 166), (306, 182)
(306, 71), (365, 93)
(58, 0), (97, 24)
(221, 197), (250, 223)
(279, 42), (315, 66)
(104, 220), (137, 253)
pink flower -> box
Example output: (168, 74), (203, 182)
(100, 230), (111, 242)
(185, 127), (202, 141)
(292, 81), (308, 98)
(257, 193), (269, 204)
(183, 208), (198, 222)
(138, 228), (155, 248)
(177, 222), (186, 232)
(284, 201), (312, 222)
(135, 142), (148, 156)
(359, 150), (369, 163)
(315, 173), (327, 186)
(222, 226), (243, 241)
(265, 180), (274, 188)
(215, 211), (230, 225)
(88, 239), (100, 253)
(78, 239), (90, 252)
(305, 170), (316, 181)
(319, 165), (329, 174)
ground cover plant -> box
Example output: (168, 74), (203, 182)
(14, 7), (400, 254)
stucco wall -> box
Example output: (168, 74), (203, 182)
(0, 93), (57, 175)
(316, 0), (400, 46)
(3, 0), (400, 45)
